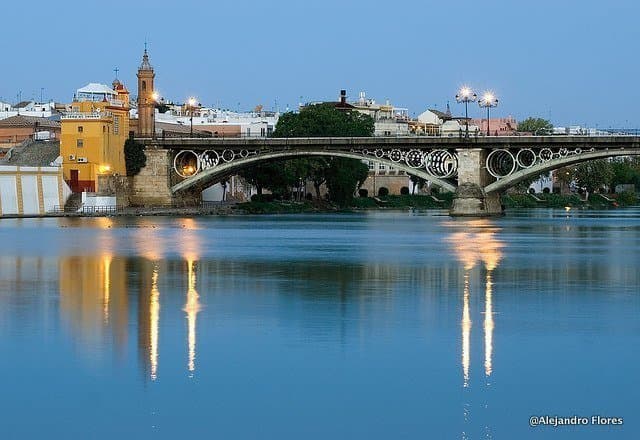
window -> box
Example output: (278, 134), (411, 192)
(113, 116), (120, 134)
(367, 161), (375, 170)
(378, 163), (386, 171)
(77, 139), (83, 147)
(77, 126), (83, 133)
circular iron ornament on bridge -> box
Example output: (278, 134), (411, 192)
(240, 149), (249, 158)
(221, 149), (235, 162)
(200, 150), (220, 170)
(174, 150), (200, 178)
(425, 150), (458, 178)
(374, 149), (385, 158)
(559, 148), (569, 157)
(538, 148), (553, 162)
(486, 149), (516, 178)
(405, 149), (424, 168)
(389, 149), (403, 162)
(516, 148), (536, 168)
(574, 148), (582, 154)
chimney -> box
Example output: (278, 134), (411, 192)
(340, 89), (347, 104)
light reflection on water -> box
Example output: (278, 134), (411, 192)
(0, 210), (639, 439)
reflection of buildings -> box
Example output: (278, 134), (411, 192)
(59, 255), (129, 353)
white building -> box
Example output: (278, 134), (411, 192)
(350, 92), (410, 136)
(133, 103), (280, 138)
(0, 100), (56, 120)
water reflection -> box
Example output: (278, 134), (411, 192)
(445, 220), (503, 439)
(150, 263), (160, 381)
(182, 220), (202, 376)
(184, 258), (201, 375)
(59, 254), (128, 354)
(445, 219), (504, 385)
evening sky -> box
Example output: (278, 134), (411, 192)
(2, 0), (637, 127)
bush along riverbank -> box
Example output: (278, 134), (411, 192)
(237, 194), (455, 214)
(236, 191), (638, 214)
(502, 191), (638, 209)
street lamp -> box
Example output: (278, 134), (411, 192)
(478, 92), (499, 136)
(188, 97), (197, 136)
(151, 92), (159, 139)
(455, 86), (477, 137)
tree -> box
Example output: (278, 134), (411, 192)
(124, 138), (146, 176)
(410, 175), (427, 194)
(610, 158), (640, 191)
(266, 103), (375, 206)
(324, 158), (370, 206)
(573, 159), (614, 197)
(517, 117), (553, 135)
(272, 103), (374, 138)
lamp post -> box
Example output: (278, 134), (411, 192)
(151, 92), (159, 139)
(188, 97), (197, 136)
(478, 92), (498, 136)
(455, 87), (477, 138)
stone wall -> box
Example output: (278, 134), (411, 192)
(97, 175), (132, 207)
(126, 148), (202, 207)
(129, 148), (174, 206)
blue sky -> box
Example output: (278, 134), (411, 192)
(2, 0), (638, 127)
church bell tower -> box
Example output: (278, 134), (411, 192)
(137, 48), (155, 137)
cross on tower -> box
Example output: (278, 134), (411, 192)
(114, 67), (119, 79)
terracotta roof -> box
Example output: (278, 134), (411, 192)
(0, 115), (61, 129)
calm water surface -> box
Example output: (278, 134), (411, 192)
(0, 209), (639, 439)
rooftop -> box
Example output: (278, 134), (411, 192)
(1, 140), (60, 166)
(0, 115), (61, 129)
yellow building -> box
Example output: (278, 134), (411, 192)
(60, 81), (130, 192)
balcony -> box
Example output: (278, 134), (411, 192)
(61, 112), (112, 120)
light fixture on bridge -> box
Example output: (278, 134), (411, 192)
(174, 150), (200, 178)
(478, 92), (499, 136)
(455, 86), (477, 138)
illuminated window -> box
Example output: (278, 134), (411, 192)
(77, 139), (83, 147)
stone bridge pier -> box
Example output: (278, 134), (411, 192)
(129, 148), (201, 207)
(450, 148), (503, 217)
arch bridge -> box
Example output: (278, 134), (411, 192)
(128, 136), (640, 216)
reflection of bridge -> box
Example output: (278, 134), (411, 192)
(129, 135), (640, 216)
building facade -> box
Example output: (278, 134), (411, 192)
(60, 81), (130, 192)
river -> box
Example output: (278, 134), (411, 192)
(0, 209), (638, 439)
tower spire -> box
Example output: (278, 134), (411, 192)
(140, 42), (153, 70)
(137, 46), (156, 137)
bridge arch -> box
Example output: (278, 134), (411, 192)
(484, 148), (640, 194)
(170, 149), (458, 194)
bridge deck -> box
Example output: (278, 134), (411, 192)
(142, 135), (640, 151)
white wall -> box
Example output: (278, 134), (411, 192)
(21, 175), (40, 215)
(0, 175), (18, 214)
